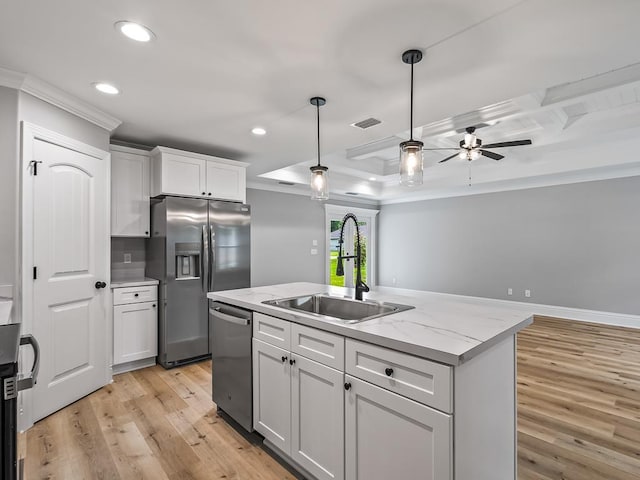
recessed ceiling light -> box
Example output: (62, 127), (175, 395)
(369, 177), (377, 181)
(93, 82), (120, 95)
(251, 127), (267, 136)
(114, 21), (155, 42)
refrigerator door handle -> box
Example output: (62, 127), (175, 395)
(209, 225), (216, 291)
(202, 225), (209, 292)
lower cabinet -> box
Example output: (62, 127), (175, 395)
(113, 301), (158, 364)
(344, 375), (452, 480)
(253, 337), (344, 480)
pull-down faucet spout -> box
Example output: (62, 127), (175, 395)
(336, 213), (369, 301)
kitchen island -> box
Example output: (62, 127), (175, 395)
(208, 282), (533, 480)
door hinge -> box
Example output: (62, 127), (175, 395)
(29, 160), (43, 176)
(33, 266), (37, 280)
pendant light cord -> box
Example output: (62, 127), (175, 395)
(409, 61), (414, 141)
(316, 103), (321, 167)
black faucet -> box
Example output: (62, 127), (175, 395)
(336, 213), (370, 301)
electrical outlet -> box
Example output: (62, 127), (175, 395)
(507, 288), (513, 296)
(310, 248), (318, 255)
(525, 289), (531, 298)
(123, 253), (132, 264)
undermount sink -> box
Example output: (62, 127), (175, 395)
(262, 293), (414, 324)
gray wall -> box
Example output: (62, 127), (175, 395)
(247, 188), (375, 287)
(0, 87), (19, 292)
(378, 176), (640, 315)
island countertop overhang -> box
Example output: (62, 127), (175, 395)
(208, 282), (533, 366)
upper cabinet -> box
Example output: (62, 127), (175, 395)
(150, 146), (247, 203)
(111, 145), (150, 237)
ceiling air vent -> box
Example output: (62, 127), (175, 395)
(351, 117), (382, 130)
(277, 181), (295, 186)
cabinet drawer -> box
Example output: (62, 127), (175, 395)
(291, 323), (344, 370)
(345, 339), (452, 413)
(253, 312), (290, 348)
(113, 285), (158, 305)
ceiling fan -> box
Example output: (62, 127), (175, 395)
(424, 126), (532, 163)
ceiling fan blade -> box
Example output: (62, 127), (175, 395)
(439, 153), (460, 163)
(480, 150), (504, 161)
(480, 139), (532, 149)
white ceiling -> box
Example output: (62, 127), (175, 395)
(2, 0), (640, 201)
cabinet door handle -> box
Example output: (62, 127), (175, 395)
(145, 231), (149, 235)
(134, 293), (139, 297)
(208, 192), (212, 196)
(385, 367), (394, 377)
(344, 382), (351, 391)
(289, 358), (296, 365)
(152, 304), (156, 308)
(281, 356), (288, 363)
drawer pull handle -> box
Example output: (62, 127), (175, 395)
(385, 367), (394, 377)
(281, 356), (288, 363)
(344, 382), (352, 391)
(289, 358), (296, 366)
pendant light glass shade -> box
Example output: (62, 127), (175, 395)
(399, 49), (424, 187)
(310, 165), (329, 200)
(309, 96), (328, 201)
(399, 140), (424, 186)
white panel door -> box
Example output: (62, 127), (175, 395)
(253, 338), (291, 454)
(111, 151), (149, 236)
(113, 301), (158, 364)
(291, 354), (344, 480)
(205, 161), (245, 202)
(162, 152), (206, 196)
(344, 375), (452, 480)
(31, 136), (110, 422)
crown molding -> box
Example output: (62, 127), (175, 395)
(0, 66), (122, 131)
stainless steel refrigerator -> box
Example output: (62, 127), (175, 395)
(146, 197), (250, 368)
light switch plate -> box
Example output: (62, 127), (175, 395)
(123, 253), (132, 264)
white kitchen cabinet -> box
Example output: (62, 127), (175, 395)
(112, 284), (158, 373)
(150, 146), (247, 202)
(291, 354), (344, 480)
(253, 320), (345, 480)
(253, 338), (291, 453)
(110, 145), (150, 237)
(344, 375), (452, 480)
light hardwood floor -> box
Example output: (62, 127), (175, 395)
(25, 316), (640, 479)
(517, 316), (640, 480)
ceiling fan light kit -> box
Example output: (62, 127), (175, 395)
(309, 96), (329, 201)
(438, 126), (532, 164)
(399, 49), (424, 187)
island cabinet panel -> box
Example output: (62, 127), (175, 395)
(291, 354), (344, 480)
(254, 312), (291, 348)
(291, 323), (345, 371)
(252, 338), (291, 453)
(345, 339), (452, 414)
(344, 375), (452, 480)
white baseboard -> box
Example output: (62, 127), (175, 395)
(112, 357), (156, 375)
(431, 291), (640, 329)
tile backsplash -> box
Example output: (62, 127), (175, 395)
(111, 237), (147, 281)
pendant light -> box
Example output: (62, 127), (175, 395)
(399, 49), (424, 186)
(309, 96), (329, 200)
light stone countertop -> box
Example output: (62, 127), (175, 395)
(111, 277), (160, 289)
(208, 282), (533, 366)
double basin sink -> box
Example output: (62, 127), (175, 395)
(263, 293), (414, 324)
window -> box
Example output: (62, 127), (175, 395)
(325, 205), (379, 288)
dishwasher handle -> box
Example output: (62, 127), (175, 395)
(210, 307), (251, 326)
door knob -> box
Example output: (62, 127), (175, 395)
(95, 281), (107, 289)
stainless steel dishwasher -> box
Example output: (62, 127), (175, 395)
(209, 301), (253, 432)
